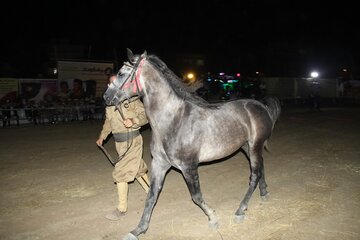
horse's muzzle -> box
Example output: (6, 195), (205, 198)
(104, 86), (130, 106)
(103, 87), (120, 106)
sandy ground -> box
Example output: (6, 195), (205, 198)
(0, 106), (359, 240)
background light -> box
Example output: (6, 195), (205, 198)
(310, 71), (319, 78)
(187, 73), (194, 79)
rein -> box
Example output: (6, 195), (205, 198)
(98, 145), (118, 166)
(98, 127), (137, 167)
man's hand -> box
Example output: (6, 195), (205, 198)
(123, 118), (134, 128)
(96, 138), (103, 146)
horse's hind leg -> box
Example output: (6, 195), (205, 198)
(258, 161), (269, 200)
(182, 164), (219, 229)
(242, 142), (269, 199)
(123, 158), (171, 240)
(235, 143), (264, 222)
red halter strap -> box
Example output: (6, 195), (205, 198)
(122, 58), (144, 94)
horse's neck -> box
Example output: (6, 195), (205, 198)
(142, 74), (185, 130)
(143, 89), (184, 119)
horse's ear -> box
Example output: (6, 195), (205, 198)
(141, 50), (147, 58)
(126, 48), (135, 62)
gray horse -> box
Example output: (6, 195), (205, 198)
(104, 49), (281, 240)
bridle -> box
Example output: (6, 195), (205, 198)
(111, 56), (145, 108)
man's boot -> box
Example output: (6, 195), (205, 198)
(136, 174), (150, 193)
(105, 182), (128, 220)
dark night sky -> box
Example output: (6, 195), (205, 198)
(1, 0), (358, 78)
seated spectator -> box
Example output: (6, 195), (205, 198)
(71, 79), (85, 100)
(1, 99), (19, 127)
(58, 81), (71, 102)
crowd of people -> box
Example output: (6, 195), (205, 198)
(0, 80), (105, 127)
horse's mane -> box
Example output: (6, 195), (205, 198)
(146, 55), (218, 108)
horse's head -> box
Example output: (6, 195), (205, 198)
(103, 48), (147, 106)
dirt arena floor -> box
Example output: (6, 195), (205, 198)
(0, 106), (359, 240)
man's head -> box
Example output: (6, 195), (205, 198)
(107, 74), (117, 85)
(60, 81), (69, 92)
(73, 79), (83, 90)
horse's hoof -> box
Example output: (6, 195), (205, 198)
(122, 233), (138, 240)
(209, 218), (219, 229)
(261, 192), (270, 201)
(234, 214), (245, 223)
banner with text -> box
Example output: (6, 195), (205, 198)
(57, 61), (114, 98)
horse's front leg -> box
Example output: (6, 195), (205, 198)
(182, 164), (219, 229)
(122, 158), (171, 240)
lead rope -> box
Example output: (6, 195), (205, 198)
(115, 101), (135, 163)
(98, 124), (135, 166)
(117, 58), (145, 161)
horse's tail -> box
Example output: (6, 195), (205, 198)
(261, 96), (281, 128)
(264, 140), (270, 153)
(261, 96), (281, 153)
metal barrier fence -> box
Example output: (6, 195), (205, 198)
(0, 105), (105, 127)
